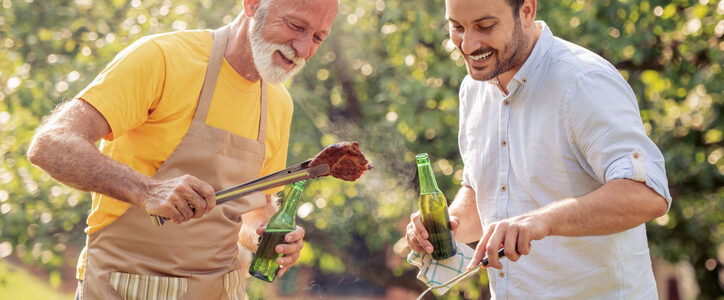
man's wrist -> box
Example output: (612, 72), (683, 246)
(127, 177), (153, 209)
(530, 210), (554, 238)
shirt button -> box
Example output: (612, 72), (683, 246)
(500, 185), (507, 192)
(503, 99), (510, 106)
(499, 272), (505, 278)
(501, 140), (507, 147)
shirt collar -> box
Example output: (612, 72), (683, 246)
(508, 20), (554, 89)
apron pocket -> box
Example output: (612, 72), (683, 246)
(109, 271), (188, 300)
(222, 269), (246, 300)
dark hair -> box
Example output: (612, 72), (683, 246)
(506, 0), (525, 18)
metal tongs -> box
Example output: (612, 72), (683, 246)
(151, 160), (330, 226)
(215, 160), (329, 204)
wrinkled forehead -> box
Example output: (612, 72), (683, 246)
(269, 0), (338, 30)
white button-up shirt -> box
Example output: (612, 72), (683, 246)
(458, 21), (671, 299)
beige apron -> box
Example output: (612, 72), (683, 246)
(81, 26), (268, 300)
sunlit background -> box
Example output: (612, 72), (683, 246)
(0, 0), (722, 299)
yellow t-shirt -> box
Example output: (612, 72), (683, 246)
(76, 30), (293, 235)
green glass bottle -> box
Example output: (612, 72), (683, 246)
(249, 180), (306, 282)
(416, 153), (457, 260)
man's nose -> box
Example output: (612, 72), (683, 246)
(291, 37), (315, 60)
(460, 31), (481, 55)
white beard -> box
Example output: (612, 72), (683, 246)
(249, 17), (306, 84)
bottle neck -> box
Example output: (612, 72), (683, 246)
(279, 187), (303, 215)
(417, 160), (441, 194)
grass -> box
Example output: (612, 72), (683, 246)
(0, 259), (74, 300)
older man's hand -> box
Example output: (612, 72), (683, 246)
(256, 225), (305, 277)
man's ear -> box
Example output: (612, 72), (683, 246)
(520, 0), (537, 27)
(243, 0), (260, 17)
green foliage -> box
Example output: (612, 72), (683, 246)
(0, 259), (72, 300)
(0, 0), (244, 286)
(1, 0), (722, 298)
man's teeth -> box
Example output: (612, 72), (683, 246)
(470, 51), (493, 61)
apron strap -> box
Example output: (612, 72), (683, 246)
(193, 26), (231, 123)
(193, 25), (268, 145)
(257, 82), (267, 143)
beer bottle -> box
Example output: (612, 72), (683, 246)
(249, 180), (306, 282)
(416, 153), (457, 260)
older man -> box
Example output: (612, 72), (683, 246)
(27, 0), (337, 298)
(406, 0), (671, 298)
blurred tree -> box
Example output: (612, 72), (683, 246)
(0, 0), (721, 298)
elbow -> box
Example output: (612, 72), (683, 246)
(628, 179), (668, 222)
(650, 196), (668, 219)
(643, 194), (668, 222)
(27, 131), (50, 168)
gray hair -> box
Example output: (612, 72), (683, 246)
(249, 0), (272, 30)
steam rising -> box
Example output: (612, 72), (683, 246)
(295, 97), (419, 197)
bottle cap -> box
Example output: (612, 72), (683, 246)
(416, 153), (430, 165)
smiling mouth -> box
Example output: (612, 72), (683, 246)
(277, 51), (295, 66)
(469, 50), (493, 62)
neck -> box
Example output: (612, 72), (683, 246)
(223, 15), (261, 82)
(417, 162), (440, 194)
(494, 22), (542, 95)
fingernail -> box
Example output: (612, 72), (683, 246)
(277, 245), (284, 252)
(426, 246), (433, 253)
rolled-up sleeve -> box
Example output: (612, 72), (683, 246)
(566, 70), (672, 209)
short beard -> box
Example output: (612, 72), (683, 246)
(469, 18), (528, 82)
(248, 3), (306, 84)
